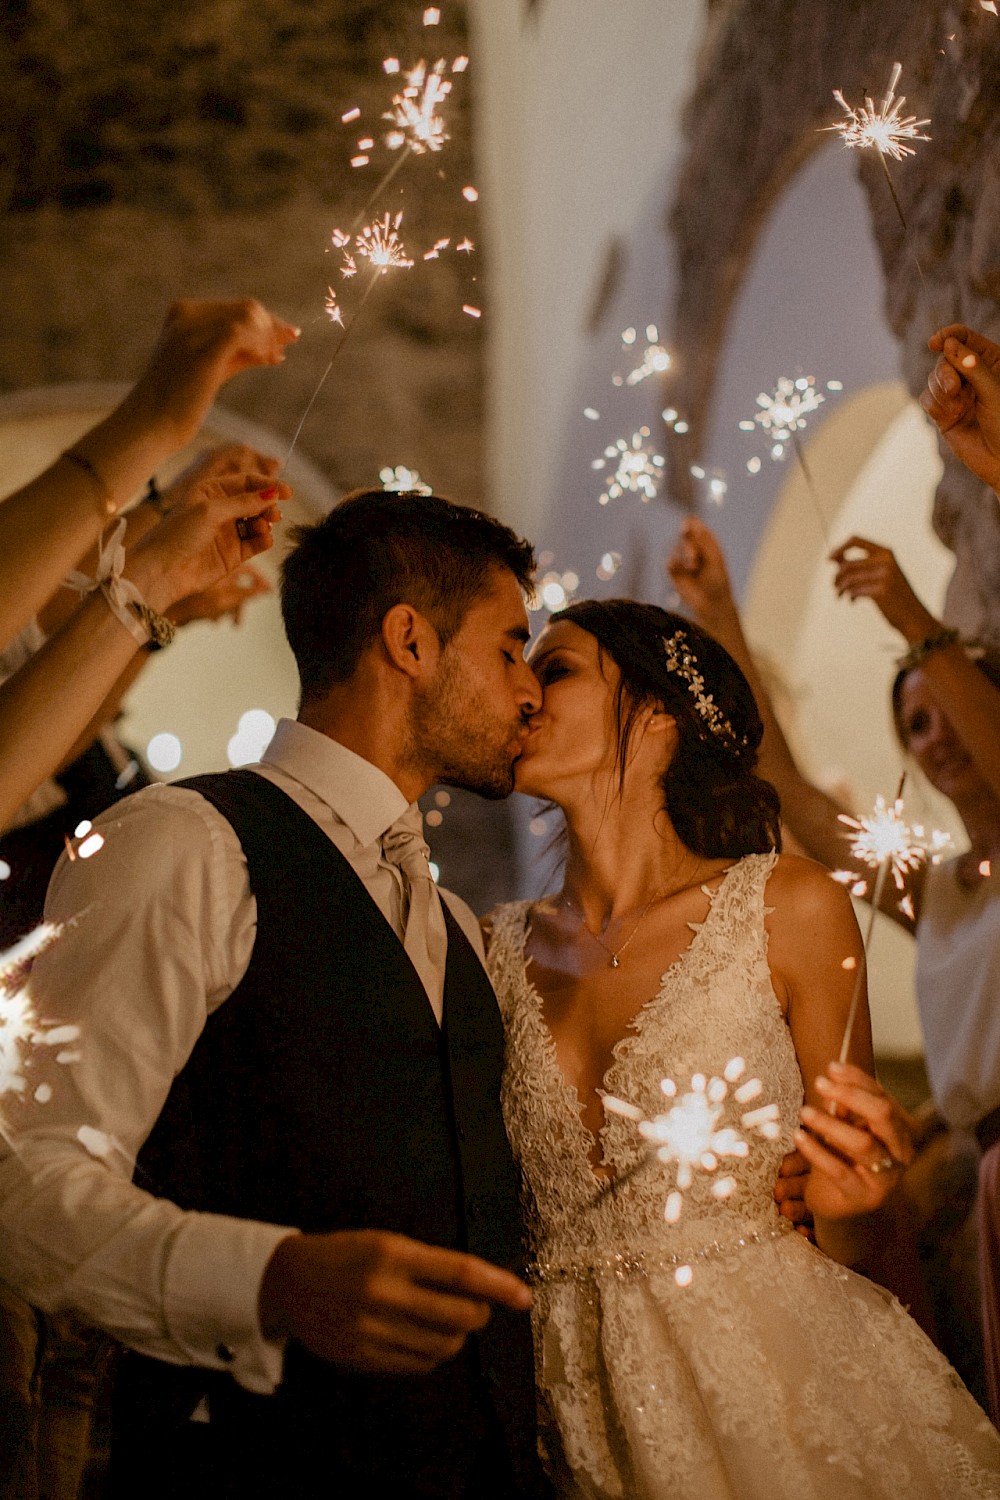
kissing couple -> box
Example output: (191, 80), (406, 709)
(1, 489), (997, 1498)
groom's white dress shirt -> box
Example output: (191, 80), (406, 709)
(0, 719), (485, 1395)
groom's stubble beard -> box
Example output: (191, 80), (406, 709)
(407, 647), (525, 800)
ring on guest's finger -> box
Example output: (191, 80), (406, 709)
(235, 517), (255, 541)
(866, 1154), (899, 1174)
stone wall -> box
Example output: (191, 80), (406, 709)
(0, 0), (484, 503)
(0, 0), (516, 913)
(667, 0), (1000, 642)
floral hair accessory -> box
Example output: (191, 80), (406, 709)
(662, 629), (747, 751)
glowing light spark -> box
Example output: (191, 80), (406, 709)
(342, 107), (361, 124)
(383, 58), (401, 74)
(462, 185), (479, 202)
(379, 465), (432, 495)
(596, 550), (622, 581)
(452, 56), (469, 72)
(982, 1), (998, 14)
(596, 430), (665, 506)
(462, 304), (481, 318)
(616, 326), (672, 387)
(456, 236), (474, 253)
(527, 568), (581, 615)
(384, 59), (452, 154)
(604, 1058), (781, 1228)
(980, 859), (992, 877)
(350, 154), (370, 168)
(0, 924), (78, 1107)
(423, 6), (441, 22)
(744, 376), (825, 448)
(355, 212), (414, 273)
(838, 795), (929, 891)
(324, 287), (345, 326)
(826, 63), (931, 161)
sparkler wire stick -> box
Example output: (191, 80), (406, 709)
(836, 772), (907, 1065)
(282, 268), (382, 468)
(342, 144), (414, 240)
(789, 432), (829, 545)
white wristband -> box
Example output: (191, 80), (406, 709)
(64, 519), (150, 647)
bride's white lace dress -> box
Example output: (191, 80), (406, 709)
(487, 854), (1000, 1498)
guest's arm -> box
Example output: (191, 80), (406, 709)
(0, 298), (298, 652)
(0, 469), (287, 831)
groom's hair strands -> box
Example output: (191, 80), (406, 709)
(281, 488), (536, 703)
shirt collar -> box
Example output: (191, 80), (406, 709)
(260, 718), (412, 848)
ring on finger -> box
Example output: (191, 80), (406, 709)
(866, 1154), (899, 1175)
(235, 517), (255, 541)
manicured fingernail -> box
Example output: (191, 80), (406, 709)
(815, 1075), (832, 1093)
(260, 486), (278, 499)
(801, 1105), (818, 1123)
(962, 353), (976, 368)
(827, 1060), (848, 1074)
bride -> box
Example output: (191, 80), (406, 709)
(485, 598), (1000, 1498)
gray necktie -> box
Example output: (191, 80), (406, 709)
(380, 806), (448, 1024)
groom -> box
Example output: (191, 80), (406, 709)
(0, 490), (547, 1498)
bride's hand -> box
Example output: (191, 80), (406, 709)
(794, 1061), (916, 1220)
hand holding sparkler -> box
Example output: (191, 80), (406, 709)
(796, 1061), (916, 1220)
(829, 536), (939, 644)
(666, 517), (740, 636)
(121, 299), (301, 452)
(921, 325), (1000, 493)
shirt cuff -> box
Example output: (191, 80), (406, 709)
(162, 1213), (299, 1395)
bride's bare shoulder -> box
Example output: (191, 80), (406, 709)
(764, 851), (860, 933)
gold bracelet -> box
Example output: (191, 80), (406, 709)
(60, 449), (117, 518)
(895, 626), (960, 673)
(129, 599), (176, 651)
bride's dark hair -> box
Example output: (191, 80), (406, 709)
(552, 599), (781, 859)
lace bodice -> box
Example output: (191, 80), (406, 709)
(486, 854), (1000, 1499)
(489, 854), (801, 1271)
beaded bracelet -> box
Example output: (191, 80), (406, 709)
(895, 626), (960, 673)
(60, 449), (116, 517)
(130, 599), (176, 652)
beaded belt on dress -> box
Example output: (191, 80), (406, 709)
(530, 1222), (793, 1285)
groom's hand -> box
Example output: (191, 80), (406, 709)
(259, 1228), (533, 1375)
(773, 1148), (815, 1242)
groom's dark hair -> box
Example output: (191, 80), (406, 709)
(281, 488), (536, 703)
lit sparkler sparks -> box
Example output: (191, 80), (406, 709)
(604, 1058), (781, 1226)
(379, 465), (432, 494)
(594, 429), (665, 506)
(741, 376), (825, 451)
(826, 63), (931, 163)
(837, 793), (948, 891)
(0, 924), (78, 1109)
(355, 211), (415, 272)
(384, 58), (452, 154)
(527, 567), (580, 614)
(614, 325), (672, 387)
(324, 287), (345, 326)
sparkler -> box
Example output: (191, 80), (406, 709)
(825, 63), (930, 288)
(614, 325), (672, 388)
(599, 1058), (782, 1228)
(833, 775), (938, 1062)
(740, 376), (829, 540)
(0, 924), (79, 1114)
(384, 58), (452, 155)
(285, 214), (415, 467)
(593, 429), (665, 506)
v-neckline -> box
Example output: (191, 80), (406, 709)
(519, 863), (737, 1190)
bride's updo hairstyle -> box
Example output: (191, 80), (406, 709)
(552, 599), (781, 858)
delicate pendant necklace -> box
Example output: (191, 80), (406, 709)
(562, 893), (660, 969)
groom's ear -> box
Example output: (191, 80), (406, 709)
(380, 602), (441, 679)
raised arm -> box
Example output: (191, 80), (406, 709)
(666, 518), (915, 927)
(0, 298), (298, 651)
(0, 467), (288, 831)
(830, 534), (1000, 808)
